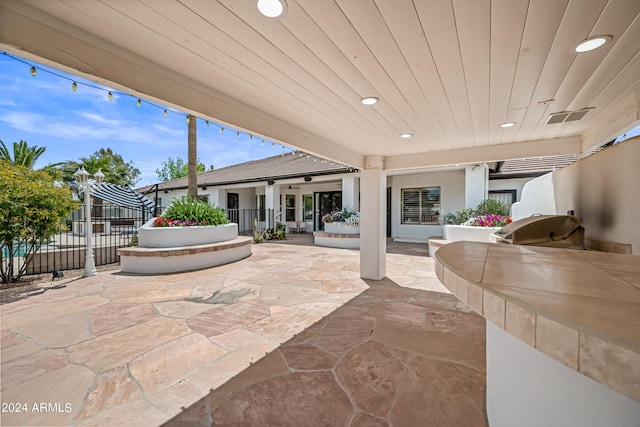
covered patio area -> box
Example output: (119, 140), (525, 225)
(1, 240), (485, 426)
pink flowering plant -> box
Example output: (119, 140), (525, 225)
(441, 199), (512, 227)
(463, 214), (512, 227)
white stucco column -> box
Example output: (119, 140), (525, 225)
(465, 163), (489, 208)
(211, 188), (226, 209)
(265, 183), (281, 228)
(360, 156), (386, 280)
(341, 176), (360, 211)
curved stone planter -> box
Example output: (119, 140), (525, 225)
(315, 222), (360, 249)
(138, 219), (239, 247)
(324, 222), (360, 235)
(120, 218), (251, 274)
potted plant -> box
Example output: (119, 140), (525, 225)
(322, 207), (360, 234)
(441, 199), (511, 242)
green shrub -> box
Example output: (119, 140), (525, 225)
(159, 197), (229, 226)
(440, 199), (511, 225)
(0, 161), (77, 282)
(474, 199), (510, 216)
(440, 207), (475, 225)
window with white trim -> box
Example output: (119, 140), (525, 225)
(401, 187), (440, 224)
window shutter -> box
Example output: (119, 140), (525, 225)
(402, 189), (420, 223)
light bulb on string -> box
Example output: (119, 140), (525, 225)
(282, 145), (285, 151)
(314, 158), (317, 162)
(30, 66), (37, 77)
(136, 99), (141, 107)
(299, 153), (303, 157)
(186, 116), (190, 123)
(261, 140), (264, 146)
(205, 120), (209, 127)
(272, 142), (275, 148)
(306, 154), (310, 158)
(72, 82), (78, 92)
(220, 127), (224, 134)
(249, 135), (253, 141)
(163, 109), (168, 117)
(108, 91), (113, 101)
(236, 132), (241, 138)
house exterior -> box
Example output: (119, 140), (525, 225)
(138, 152), (576, 242)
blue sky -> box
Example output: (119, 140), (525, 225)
(0, 52), (291, 186)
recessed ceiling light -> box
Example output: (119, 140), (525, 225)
(500, 122), (516, 128)
(257, 0), (287, 18)
(400, 133), (412, 138)
(573, 35), (611, 53)
(361, 97), (379, 105)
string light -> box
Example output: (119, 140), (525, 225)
(5, 52), (344, 163)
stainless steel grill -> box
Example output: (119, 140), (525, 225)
(492, 215), (584, 249)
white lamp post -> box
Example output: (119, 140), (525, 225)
(74, 167), (105, 277)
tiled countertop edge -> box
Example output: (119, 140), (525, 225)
(434, 258), (640, 403)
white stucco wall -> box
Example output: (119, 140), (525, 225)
(511, 137), (639, 254)
(510, 173), (557, 220)
(487, 323), (640, 427)
(464, 164), (488, 208)
(391, 170), (465, 242)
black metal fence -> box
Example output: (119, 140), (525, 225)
(1, 207), (279, 278)
(1, 205), (149, 279)
(224, 209), (275, 235)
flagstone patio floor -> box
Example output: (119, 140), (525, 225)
(1, 236), (486, 426)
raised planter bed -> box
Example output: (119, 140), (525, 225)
(314, 222), (360, 249)
(443, 224), (501, 243)
(138, 219), (239, 248)
(313, 231), (360, 249)
(120, 219), (251, 274)
(323, 222), (360, 235)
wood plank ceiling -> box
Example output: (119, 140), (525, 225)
(0, 0), (638, 170)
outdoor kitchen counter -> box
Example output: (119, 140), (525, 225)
(434, 241), (640, 403)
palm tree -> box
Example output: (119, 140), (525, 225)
(187, 114), (198, 199)
(0, 139), (46, 169)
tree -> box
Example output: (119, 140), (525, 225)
(187, 114), (198, 198)
(60, 148), (141, 191)
(156, 156), (206, 181)
(0, 139), (46, 169)
(0, 161), (77, 283)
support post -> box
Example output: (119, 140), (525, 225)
(360, 156), (386, 280)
